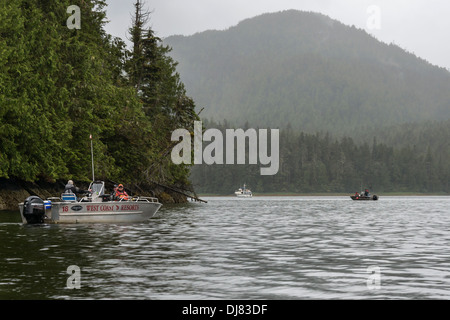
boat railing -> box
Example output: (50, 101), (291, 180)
(139, 196), (160, 203)
(54, 194), (160, 203)
(118, 196), (160, 203)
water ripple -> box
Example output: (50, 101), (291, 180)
(1, 196), (450, 299)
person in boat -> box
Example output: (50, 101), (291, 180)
(115, 184), (129, 200)
(64, 180), (88, 195)
(364, 189), (370, 197)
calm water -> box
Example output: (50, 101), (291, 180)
(0, 196), (449, 300)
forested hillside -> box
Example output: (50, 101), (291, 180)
(189, 120), (450, 194)
(165, 10), (450, 134)
(164, 9), (449, 194)
(0, 1), (198, 190)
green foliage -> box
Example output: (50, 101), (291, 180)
(0, 0), (198, 188)
(125, 0), (199, 185)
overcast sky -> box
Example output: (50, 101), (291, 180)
(103, 0), (450, 70)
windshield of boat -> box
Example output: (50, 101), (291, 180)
(91, 182), (105, 196)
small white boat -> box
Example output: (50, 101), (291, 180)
(19, 181), (162, 224)
(235, 184), (252, 198)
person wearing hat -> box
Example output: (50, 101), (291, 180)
(114, 184), (129, 200)
(64, 180), (88, 194)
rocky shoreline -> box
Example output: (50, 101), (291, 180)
(0, 178), (187, 211)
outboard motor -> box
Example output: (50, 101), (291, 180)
(23, 196), (46, 224)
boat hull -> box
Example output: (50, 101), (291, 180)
(235, 194), (252, 198)
(350, 195), (378, 201)
(19, 200), (162, 224)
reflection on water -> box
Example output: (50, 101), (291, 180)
(1, 196), (450, 299)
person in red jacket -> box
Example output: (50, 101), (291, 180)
(115, 184), (129, 200)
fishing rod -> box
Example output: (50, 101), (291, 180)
(90, 134), (95, 182)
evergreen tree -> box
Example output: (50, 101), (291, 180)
(0, 0), (198, 193)
(125, 0), (199, 185)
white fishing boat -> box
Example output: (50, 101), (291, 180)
(234, 184), (252, 198)
(18, 134), (162, 224)
(19, 181), (162, 224)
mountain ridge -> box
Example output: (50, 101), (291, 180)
(164, 10), (450, 134)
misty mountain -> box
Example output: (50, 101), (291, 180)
(164, 10), (450, 134)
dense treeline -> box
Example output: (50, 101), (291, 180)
(189, 120), (449, 194)
(0, 0), (198, 187)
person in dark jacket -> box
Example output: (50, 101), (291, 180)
(64, 180), (88, 194)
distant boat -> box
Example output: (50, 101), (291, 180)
(235, 184), (252, 198)
(351, 188), (378, 201)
